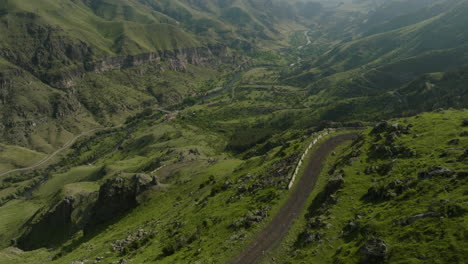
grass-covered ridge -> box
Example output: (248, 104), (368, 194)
(0, 105), (313, 263)
(274, 109), (468, 263)
(0, 0), (467, 263)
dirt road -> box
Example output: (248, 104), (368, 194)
(304, 31), (311, 45)
(232, 133), (357, 264)
(0, 126), (120, 178)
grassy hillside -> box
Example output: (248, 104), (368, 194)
(0, 60), (358, 263)
(0, 101), (465, 264)
(274, 109), (468, 264)
(279, 44), (468, 126)
(2, 0), (199, 55)
(0, 0), (308, 152)
(277, 0), (468, 127)
(290, 0), (468, 77)
(0, 97), (316, 263)
(0, 0), (467, 263)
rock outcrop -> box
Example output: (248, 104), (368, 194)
(359, 238), (388, 263)
(395, 212), (440, 226)
(371, 121), (412, 135)
(48, 45), (230, 89)
(462, 118), (468, 127)
(447, 138), (460, 145)
(418, 166), (455, 179)
(17, 174), (157, 250)
(363, 178), (415, 203)
(85, 174), (157, 234)
(17, 191), (98, 250)
(85, 45), (228, 74)
(325, 175), (344, 195)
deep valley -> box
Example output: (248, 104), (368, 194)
(0, 0), (466, 263)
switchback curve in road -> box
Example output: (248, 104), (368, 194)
(232, 133), (358, 264)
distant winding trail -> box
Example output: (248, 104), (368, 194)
(304, 30), (312, 45)
(232, 133), (357, 264)
(0, 126), (120, 178)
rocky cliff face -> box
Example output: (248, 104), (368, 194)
(84, 174), (158, 234)
(17, 192), (98, 250)
(0, 16), (94, 89)
(16, 174), (157, 251)
(0, 10), (234, 90)
(2, 24), (229, 90)
(48, 44), (231, 89)
(85, 44), (229, 74)
(0, 9), (243, 148)
(0, 68), (21, 106)
(0, 18), (235, 147)
(40, 44), (233, 89)
(0, 66), (52, 145)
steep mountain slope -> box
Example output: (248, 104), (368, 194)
(0, 0), (242, 150)
(0, 97), (321, 263)
(275, 110), (468, 264)
(300, 45), (468, 119)
(326, 3), (468, 71)
(309, 0), (468, 73)
(0, 0), (467, 263)
(279, 0), (468, 125)
(0, 0), (317, 152)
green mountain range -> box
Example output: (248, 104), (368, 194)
(0, 0), (466, 263)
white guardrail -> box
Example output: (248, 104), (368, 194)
(288, 128), (335, 190)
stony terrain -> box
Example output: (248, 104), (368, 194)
(0, 1), (467, 264)
(273, 110), (468, 264)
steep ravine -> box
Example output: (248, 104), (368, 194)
(0, 43), (240, 148)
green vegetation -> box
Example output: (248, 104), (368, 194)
(274, 110), (468, 264)
(0, 0), (467, 263)
(0, 144), (46, 172)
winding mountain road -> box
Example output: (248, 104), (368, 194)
(0, 126), (119, 178)
(232, 133), (357, 264)
(304, 30), (312, 46)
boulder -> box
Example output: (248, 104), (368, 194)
(390, 123), (401, 132)
(462, 118), (468, 127)
(458, 150), (468, 161)
(304, 232), (324, 244)
(372, 144), (415, 158)
(363, 179), (413, 202)
(377, 162), (395, 176)
(295, 230), (325, 247)
(460, 131), (468, 137)
(230, 207), (268, 230)
(364, 186), (394, 202)
(359, 238), (388, 263)
(325, 175), (344, 195)
(372, 122), (411, 135)
(456, 171), (468, 179)
(390, 123), (412, 134)
(385, 133), (398, 144)
(371, 121), (390, 134)
(343, 220), (360, 238)
(364, 166), (378, 175)
(308, 216), (327, 229)
(395, 212), (440, 226)
(418, 166), (455, 179)
(448, 139), (460, 145)
(111, 228), (155, 253)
